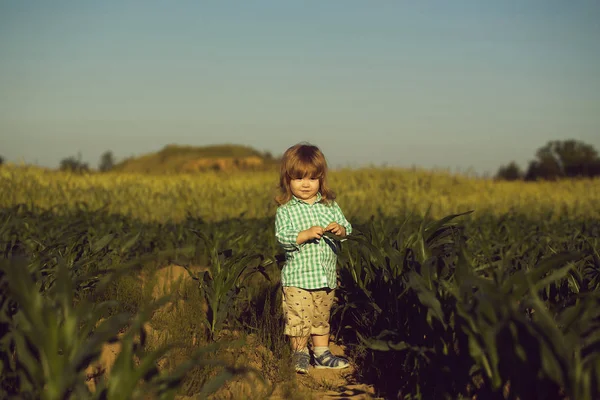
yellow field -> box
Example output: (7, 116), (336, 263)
(2, 165), (599, 222)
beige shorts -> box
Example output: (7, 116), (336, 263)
(281, 286), (335, 337)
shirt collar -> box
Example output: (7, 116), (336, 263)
(291, 192), (322, 205)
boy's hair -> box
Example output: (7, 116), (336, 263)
(275, 142), (336, 205)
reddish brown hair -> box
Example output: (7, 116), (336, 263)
(275, 143), (336, 205)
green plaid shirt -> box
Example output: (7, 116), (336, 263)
(275, 193), (352, 290)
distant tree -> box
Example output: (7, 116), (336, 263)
(524, 158), (562, 181)
(589, 159), (600, 177)
(0, 155), (4, 166)
(98, 150), (115, 172)
(524, 139), (600, 181)
(495, 161), (523, 181)
(60, 154), (89, 173)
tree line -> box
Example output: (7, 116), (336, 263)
(0, 151), (115, 173)
(1, 140), (599, 180)
(495, 139), (600, 181)
(56, 151), (115, 173)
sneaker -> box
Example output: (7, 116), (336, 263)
(293, 351), (310, 374)
(313, 349), (349, 369)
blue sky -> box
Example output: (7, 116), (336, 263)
(1, 0), (599, 174)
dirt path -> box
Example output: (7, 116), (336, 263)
(88, 264), (379, 399)
(151, 264), (379, 399)
(286, 343), (377, 399)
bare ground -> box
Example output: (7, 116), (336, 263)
(87, 264), (379, 399)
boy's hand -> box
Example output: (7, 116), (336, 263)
(297, 226), (324, 244)
(306, 226), (325, 240)
(325, 222), (346, 237)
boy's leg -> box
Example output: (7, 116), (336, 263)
(290, 336), (309, 352)
(282, 286), (314, 373)
(310, 288), (349, 369)
(312, 333), (329, 348)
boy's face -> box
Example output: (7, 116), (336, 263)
(290, 177), (320, 204)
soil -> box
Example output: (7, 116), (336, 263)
(286, 342), (377, 400)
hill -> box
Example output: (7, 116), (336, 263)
(112, 144), (279, 174)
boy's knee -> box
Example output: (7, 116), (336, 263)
(282, 286), (335, 337)
(282, 287), (314, 337)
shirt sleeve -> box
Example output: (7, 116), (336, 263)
(275, 206), (302, 252)
(332, 201), (352, 236)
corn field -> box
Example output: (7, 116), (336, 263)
(2, 165), (599, 222)
(1, 165), (599, 399)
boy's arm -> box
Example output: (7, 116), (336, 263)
(332, 201), (352, 236)
(275, 207), (304, 251)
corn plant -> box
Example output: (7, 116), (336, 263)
(330, 211), (473, 397)
(448, 246), (600, 400)
(0, 255), (258, 400)
(187, 229), (270, 340)
(333, 211), (600, 399)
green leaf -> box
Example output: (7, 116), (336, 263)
(120, 231), (141, 254)
(423, 210), (473, 243)
(91, 234), (115, 253)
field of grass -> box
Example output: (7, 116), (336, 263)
(1, 165), (599, 399)
(3, 165), (599, 222)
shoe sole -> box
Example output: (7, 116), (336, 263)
(295, 368), (309, 374)
(314, 364), (349, 369)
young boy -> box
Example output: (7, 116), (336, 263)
(274, 143), (352, 374)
